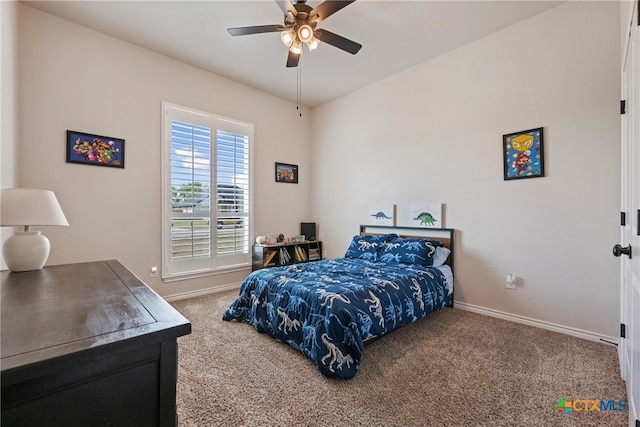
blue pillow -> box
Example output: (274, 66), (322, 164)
(344, 234), (397, 261)
(379, 237), (443, 266)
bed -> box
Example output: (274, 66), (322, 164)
(222, 225), (454, 379)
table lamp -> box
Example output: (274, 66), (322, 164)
(1, 188), (69, 272)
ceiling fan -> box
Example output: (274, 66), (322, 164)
(227, 0), (362, 68)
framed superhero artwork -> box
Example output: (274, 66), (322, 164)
(503, 127), (544, 180)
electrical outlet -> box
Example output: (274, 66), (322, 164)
(150, 266), (158, 278)
(506, 274), (516, 290)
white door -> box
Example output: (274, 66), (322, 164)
(618, 3), (640, 426)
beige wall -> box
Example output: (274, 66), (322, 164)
(1, 1), (18, 187)
(621, 0), (636, 59)
(311, 1), (621, 338)
(14, 4), (311, 297)
(6, 2), (623, 339)
(1, 0), (19, 271)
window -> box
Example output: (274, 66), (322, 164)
(162, 102), (253, 280)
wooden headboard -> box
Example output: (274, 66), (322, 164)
(359, 225), (455, 272)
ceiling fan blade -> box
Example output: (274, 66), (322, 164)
(275, 0), (297, 22)
(313, 28), (362, 54)
(227, 25), (285, 37)
(310, 1), (356, 23)
(286, 50), (300, 68)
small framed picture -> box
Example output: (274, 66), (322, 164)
(66, 130), (125, 168)
(502, 127), (544, 180)
(369, 203), (396, 226)
(275, 162), (298, 183)
(409, 202), (442, 228)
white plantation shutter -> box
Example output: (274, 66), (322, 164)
(162, 102), (253, 279)
(170, 121), (212, 263)
(216, 130), (250, 257)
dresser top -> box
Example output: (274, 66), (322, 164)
(1, 260), (191, 373)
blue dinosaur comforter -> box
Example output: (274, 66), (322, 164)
(222, 258), (452, 379)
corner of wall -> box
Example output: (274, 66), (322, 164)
(1, 0), (20, 271)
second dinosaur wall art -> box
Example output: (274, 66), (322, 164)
(409, 202), (442, 228)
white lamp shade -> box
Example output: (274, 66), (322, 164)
(307, 38), (319, 52)
(290, 41), (303, 55)
(280, 29), (295, 48)
(1, 189), (69, 227)
(1, 188), (69, 271)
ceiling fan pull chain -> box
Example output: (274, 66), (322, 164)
(297, 60), (302, 117)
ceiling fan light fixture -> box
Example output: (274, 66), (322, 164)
(297, 24), (314, 43)
(227, 0), (361, 68)
(290, 40), (303, 55)
(306, 38), (319, 52)
(280, 29), (295, 48)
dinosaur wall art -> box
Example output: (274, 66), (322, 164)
(368, 203), (395, 226)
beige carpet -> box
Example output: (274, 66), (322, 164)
(171, 290), (628, 427)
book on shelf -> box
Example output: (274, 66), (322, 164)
(263, 250), (277, 267)
(294, 246), (307, 262)
(308, 248), (320, 261)
(279, 247), (291, 264)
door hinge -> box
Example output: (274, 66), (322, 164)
(637, 210), (640, 236)
(621, 323), (626, 338)
(621, 211), (626, 226)
(621, 100), (626, 114)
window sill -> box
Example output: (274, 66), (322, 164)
(162, 264), (250, 283)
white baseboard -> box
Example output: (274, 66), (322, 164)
(163, 286), (618, 346)
(163, 282), (241, 302)
(453, 301), (618, 346)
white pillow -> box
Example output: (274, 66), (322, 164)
(431, 246), (451, 267)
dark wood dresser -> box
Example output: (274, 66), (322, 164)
(1, 260), (191, 426)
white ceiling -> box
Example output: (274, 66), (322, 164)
(23, 0), (564, 107)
